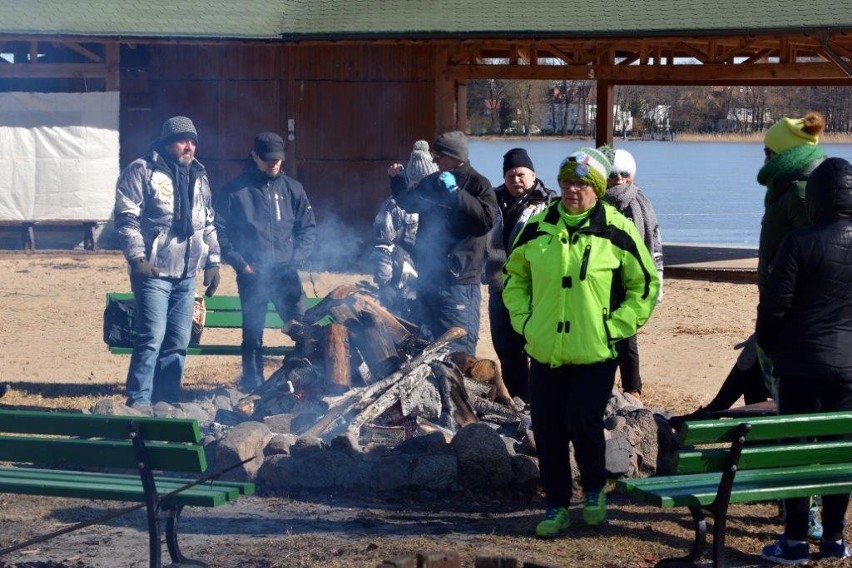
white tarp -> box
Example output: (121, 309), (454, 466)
(0, 91), (119, 222)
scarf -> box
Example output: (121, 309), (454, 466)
(603, 182), (658, 251)
(757, 145), (826, 206)
(174, 162), (193, 237)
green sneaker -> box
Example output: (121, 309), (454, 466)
(582, 489), (607, 526)
(535, 507), (570, 538)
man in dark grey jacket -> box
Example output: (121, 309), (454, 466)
(114, 115), (221, 408)
(215, 132), (317, 389)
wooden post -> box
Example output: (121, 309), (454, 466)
(595, 80), (614, 147)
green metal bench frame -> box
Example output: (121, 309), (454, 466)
(0, 409), (255, 567)
(616, 411), (852, 568)
(106, 292), (319, 356)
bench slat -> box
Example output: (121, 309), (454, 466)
(0, 410), (201, 443)
(0, 475), (232, 507)
(0, 467), (254, 497)
(675, 440), (852, 473)
(109, 344), (296, 356)
(0, 436), (207, 473)
(679, 411), (852, 445)
(618, 463), (852, 508)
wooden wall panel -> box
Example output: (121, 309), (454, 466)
(217, 80), (282, 159)
(151, 45), (222, 80)
(220, 45), (282, 80)
(292, 44), (436, 82)
(151, 79), (221, 182)
(299, 160), (389, 234)
(296, 80), (435, 161)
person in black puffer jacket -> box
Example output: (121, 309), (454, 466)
(387, 131), (497, 355)
(215, 132), (317, 390)
(756, 157), (852, 564)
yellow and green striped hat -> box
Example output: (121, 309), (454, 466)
(557, 147), (612, 197)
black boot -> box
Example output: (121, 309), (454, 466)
(240, 341), (263, 392)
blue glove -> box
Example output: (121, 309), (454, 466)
(439, 171), (458, 193)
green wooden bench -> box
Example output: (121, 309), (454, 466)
(106, 292), (320, 356)
(616, 411), (852, 567)
(0, 409), (255, 567)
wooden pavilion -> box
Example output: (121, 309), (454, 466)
(1, 0), (850, 237)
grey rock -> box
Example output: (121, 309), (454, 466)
(511, 454), (540, 489)
(215, 421), (273, 481)
(451, 422), (513, 491)
(263, 413), (297, 434)
(605, 433), (632, 475)
(264, 434), (297, 456)
(410, 452), (457, 491)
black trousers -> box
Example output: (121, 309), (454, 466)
(529, 358), (617, 508)
(777, 377), (852, 542)
(236, 263), (307, 381)
(488, 290), (530, 401)
(615, 335), (642, 394)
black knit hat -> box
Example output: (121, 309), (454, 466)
(433, 131), (469, 162)
(502, 148), (535, 175)
(253, 132), (286, 161)
(159, 116), (198, 146)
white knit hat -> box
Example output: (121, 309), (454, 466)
(612, 149), (637, 177)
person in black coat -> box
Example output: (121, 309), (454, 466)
(757, 157), (852, 564)
(484, 148), (556, 401)
(215, 132), (317, 390)
(387, 131), (497, 354)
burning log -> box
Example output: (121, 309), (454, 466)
(324, 323), (351, 394)
(347, 363), (433, 432)
(432, 360), (478, 430)
(449, 352), (518, 411)
(301, 327), (466, 439)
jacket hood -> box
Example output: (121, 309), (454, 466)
(806, 157), (852, 224)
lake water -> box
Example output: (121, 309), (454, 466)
(469, 139), (852, 248)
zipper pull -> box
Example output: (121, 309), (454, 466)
(273, 188), (282, 221)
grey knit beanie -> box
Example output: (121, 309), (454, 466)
(433, 131), (469, 162)
(406, 140), (438, 185)
(159, 116), (198, 146)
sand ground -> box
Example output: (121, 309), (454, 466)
(1, 252), (848, 568)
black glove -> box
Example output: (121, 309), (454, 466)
(130, 257), (159, 278)
(203, 265), (220, 297)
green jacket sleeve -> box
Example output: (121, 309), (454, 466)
(501, 238), (533, 337)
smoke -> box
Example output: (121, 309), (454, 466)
(306, 211), (370, 273)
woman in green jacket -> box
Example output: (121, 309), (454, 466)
(503, 146), (659, 538)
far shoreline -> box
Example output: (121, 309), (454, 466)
(474, 132), (852, 144)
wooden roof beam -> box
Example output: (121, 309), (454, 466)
(446, 61), (852, 85)
(58, 41), (103, 63)
(542, 43), (576, 65)
(675, 41), (710, 63)
(0, 62), (107, 79)
(742, 48), (774, 64)
(716, 37), (755, 64)
(818, 33), (852, 77)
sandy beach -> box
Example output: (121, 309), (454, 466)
(7, 251), (848, 568)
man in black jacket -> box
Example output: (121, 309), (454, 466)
(215, 132), (317, 390)
(757, 157), (852, 564)
(387, 131), (497, 354)
(484, 148), (555, 401)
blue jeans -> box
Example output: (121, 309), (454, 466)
(418, 282), (481, 354)
(125, 274), (196, 406)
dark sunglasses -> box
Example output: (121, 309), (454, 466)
(430, 151), (444, 159)
(608, 170), (631, 179)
